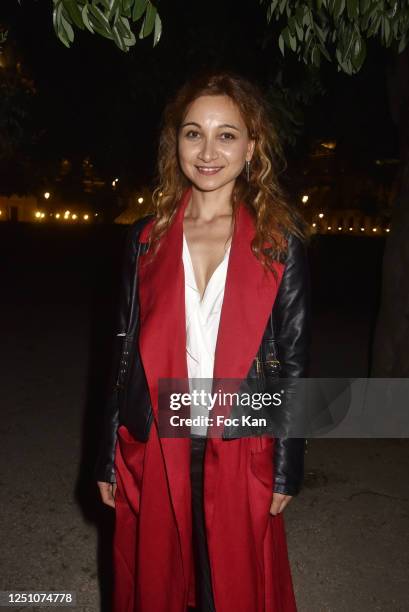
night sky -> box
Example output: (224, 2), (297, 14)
(1, 0), (399, 193)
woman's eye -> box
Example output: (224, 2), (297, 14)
(220, 132), (235, 140)
(186, 130), (200, 138)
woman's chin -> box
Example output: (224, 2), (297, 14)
(188, 175), (236, 193)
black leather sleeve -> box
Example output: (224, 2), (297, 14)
(94, 219), (145, 484)
(272, 232), (312, 496)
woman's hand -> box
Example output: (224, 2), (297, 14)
(269, 492), (293, 515)
(97, 481), (117, 509)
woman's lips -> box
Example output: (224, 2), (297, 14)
(195, 166), (223, 175)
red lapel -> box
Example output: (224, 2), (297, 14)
(138, 185), (285, 392)
(212, 193), (284, 381)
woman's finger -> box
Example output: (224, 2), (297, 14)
(269, 493), (293, 515)
(97, 481), (116, 509)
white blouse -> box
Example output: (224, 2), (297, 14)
(182, 233), (231, 437)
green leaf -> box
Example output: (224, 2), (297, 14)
(392, 17), (399, 39)
(88, 4), (111, 34)
(267, 0), (278, 23)
(139, 1), (156, 38)
(53, 0), (63, 37)
(60, 11), (75, 42)
(107, 0), (120, 20)
(359, 0), (370, 14)
(81, 4), (95, 34)
(351, 33), (361, 68)
(367, 13), (381, 37)
(335, 46), (343, 64)
(314, 23), (326, 45)
(282, 26), (290, 49)
(360, 9), (372, 30)
(122, 0), (133, 14)
(85, 4), (115, 40)
(314, 22), (331, 61)
(320, 43), (331, 61)
(278, 32), (285, 55)
(117, 15), (136, 44)
(342, 25), (354, 61)
(132, 0), (148, 22)
(295, 4), (305, 27)
(112, 23), (127, 50)
(288, 15), (296, 35)
(58, 28), (71, 48)
(355, 34), (366, 68)
(87, 12), (114, 39)
(333, 0), (345, 21)
(384, 17), (392, 46)
(62, 0), (84, 30)
(311, 45), (320, 66)
(153, 12), (162, 46)
(347, 0), (359, 21)
(295, 19), (304, 40)
(117, 15), (131, 36)
(387, 1), (398, 20)
(333, 0), (345, 20)
(398, 35), (408, 53)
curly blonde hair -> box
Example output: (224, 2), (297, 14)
(145, 70), (309, 274)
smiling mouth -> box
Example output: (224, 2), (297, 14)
(195, 166), (224, 175)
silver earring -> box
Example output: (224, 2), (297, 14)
(245, 159), (251, 182)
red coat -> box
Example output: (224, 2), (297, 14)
(113, 186), (298, 611)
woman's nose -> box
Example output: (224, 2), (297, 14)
(199, 138), (218, 161)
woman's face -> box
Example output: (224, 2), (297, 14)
(177, 94), (255, 193)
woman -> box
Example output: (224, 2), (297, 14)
(96, 71), (311, 612)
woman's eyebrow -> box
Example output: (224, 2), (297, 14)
(181, 121), (241, 132)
